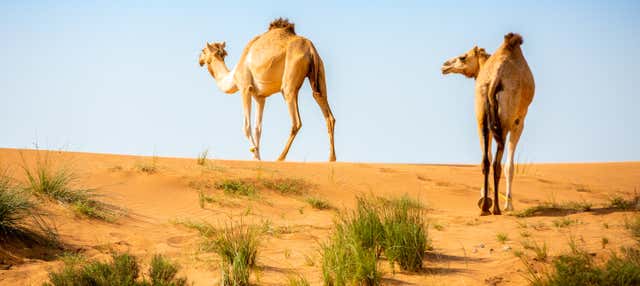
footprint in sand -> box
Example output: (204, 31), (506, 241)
(166, 235), (193, 247)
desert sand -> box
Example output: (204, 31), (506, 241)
(1, 148), (638, 285)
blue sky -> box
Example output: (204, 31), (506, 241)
(1, 1), (638, 163)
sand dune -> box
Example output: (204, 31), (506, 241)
(1, 148), (638, 285)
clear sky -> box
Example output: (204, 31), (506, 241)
(1, 1), (638, 163)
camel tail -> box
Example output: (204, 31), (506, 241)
(308, 42), (326, 97)
(486, 79), (504, 142)
(504, 33), (523, 50)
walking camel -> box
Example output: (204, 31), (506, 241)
(441, 33), (535, 215)
(199, 18), (336, 161)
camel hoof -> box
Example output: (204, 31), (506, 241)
(492, 208), (502, 215)
(504, 202), (514, 212)
(477, 197), (493, 210)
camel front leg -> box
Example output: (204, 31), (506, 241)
(241, 91), (258, 160)
(504, 123), (524, 211)
(253, 97), (266, 160)
(277, 91), (301, 161)
(479, 114), (492, 216)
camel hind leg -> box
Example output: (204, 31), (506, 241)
(276, 53), (307, 161)
(504, 121), (524, 211)
(311, 88), (336, 162)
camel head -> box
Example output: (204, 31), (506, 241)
(441, 46), (490, 78)
(199, 41), (228, 67)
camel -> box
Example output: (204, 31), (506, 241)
(441, 33), (535, 215)
(199, 18), (336, 162)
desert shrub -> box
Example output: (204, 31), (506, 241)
(206, 222), (260, 286)
(44, 252), (187, 286)
(0, 175), (33, 233)
(321, 195), (427, 285)
(197, 149), (209, 166)
(21, 154), (114, 221)
(215, 179), (256, 196)
(306, 196), (332, 210)
(381, 196), (428, 272)
(287, 274), (310, 286)
(262, 178), (308, 195)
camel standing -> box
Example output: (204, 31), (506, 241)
(199, 18), (336, 161)
(441, 33), (535, 215)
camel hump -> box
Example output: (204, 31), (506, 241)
(269, 18), (296, 34)
(504, 33), (523, 49)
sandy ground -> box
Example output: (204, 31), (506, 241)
(0, 148), (638, 285)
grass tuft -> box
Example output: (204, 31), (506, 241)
(205, 221), (260, 286)
(21, 153), (116, 221)
(0, 174), (33, 234)
(44, 252), (187, 286)
(496, 233), (509, 244)
(610, 194), (640, 210)
(287, 274), (310, 286)
(513, 200), (592, 218)
(262, 178), (308, 195)
(216, 179), (256, 197)
(306, 196), (332, 210)
(197, 149), (209, 166)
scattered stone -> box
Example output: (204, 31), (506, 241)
(502, 245), (512, 251)
(478, 243), (485, 248)
(472, 248), (478, 253)
(489, 248), (494, 253)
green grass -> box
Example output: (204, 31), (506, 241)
(496, 233), (509, 244)
(21, 154), (115, 221)
(172, 218), (216, 237)
(523, 242), (640, 286)
(262, 177), (308, 195)
(306, 196), (332, 210)
(205, 222), (260, 286)
(321, 195), (429, 285)
(215, 179), (256, 196)
(198, 191), (215, 209)
(521, 240), (548, 261)
(381, 196), (428, 272)
(197, 149), (209, 166)
(43, 252), (187, 286)
(0, 174), (33, 234)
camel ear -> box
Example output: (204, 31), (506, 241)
(221, 42), (226, 48)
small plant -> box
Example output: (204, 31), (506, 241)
(137, 155), (158, 174)
(287, 274), (310, 286)
(625, 215), (640, 240)
(496, 232), (509, 244)
(206, 222), (260, 286)
(520, 231), (531, 238)
(284, 248), (291, 259)
(21, 153), (115, 221)
(522, 242), (640, 286)
(44, 252), (187, 286)
(601, 237), (609, 249)
(172, 218), (216, 237)
(381, 197), (428, 272)
(513, 201), (592, 218)
(433, 223), (444, 231)
(610, 195), (640, 210)
(262, 177), (308, 195)
(552, 217), (577, 228)
(0, 175), (33, 233)
(306, 196), (332, 210)
(197, 149), (209, 166)
(198, 191), (215, 209)
(216, 179), (256, 196)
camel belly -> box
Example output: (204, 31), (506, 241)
(246, 50), (285, 96)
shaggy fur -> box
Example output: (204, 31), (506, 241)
(269, 18), (296, 34)
(504, 33), (523, 49)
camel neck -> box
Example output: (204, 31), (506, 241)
(207, 59), (238, 94)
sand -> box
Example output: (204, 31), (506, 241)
(0, 148), (638, 285)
